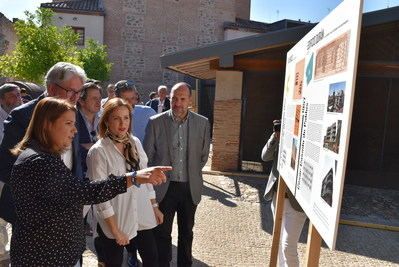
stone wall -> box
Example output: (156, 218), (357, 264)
(235, 0), (251, 20)
(0, 13), (17, 55)
(103, 0), (246, 100)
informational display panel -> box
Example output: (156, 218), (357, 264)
(277, 0), (363, 249)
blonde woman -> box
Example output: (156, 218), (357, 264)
(87, 98), (163, 267)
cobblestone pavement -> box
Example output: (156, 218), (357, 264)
(80, 173), (398, 267)
(2, 173), (398, 266)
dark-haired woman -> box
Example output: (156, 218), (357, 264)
(9, 97), (170, 266)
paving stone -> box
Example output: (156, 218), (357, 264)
(5, 173), (397, 266)
(81, 173), (399, 266)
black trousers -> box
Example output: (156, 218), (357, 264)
(133, 229), (159, 267)
(0, 184), (16, 224)
(154, 182), (197, 267)
(94, 224), (136, 267)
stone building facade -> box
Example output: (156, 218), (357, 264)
(44, 0), (251, 99)
(103, 0), (250, 97)
(0, 13), (17, 84)
(0, 13), (17, 56)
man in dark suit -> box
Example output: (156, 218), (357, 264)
(144, 82), (210, 267)
(146, 85), (170, 113)
(0, 83), (23, 262)
(76, 82), (102, 175)
(0, 62), (86, 226)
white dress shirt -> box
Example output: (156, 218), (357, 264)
(86, 135), (156, 239)
(60, 147), (73, 170)
(79, 110), (100, 142)
(157, 99), (165, 114)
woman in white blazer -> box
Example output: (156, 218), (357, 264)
(87, 98), (163, 267)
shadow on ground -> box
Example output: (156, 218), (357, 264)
(170, 245), (209, 267)
(202, 181), (237, 207)
(84, 240), (209, 267)
(204, 172), (399, 265)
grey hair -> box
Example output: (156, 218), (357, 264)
(157, 85), (167, 93)
(44, 62), (87, 88)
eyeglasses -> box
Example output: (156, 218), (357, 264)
(55, 83), (83, 97)
(115, 80), (135, 91)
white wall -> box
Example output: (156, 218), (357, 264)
(52, 13), (104, 45)
(224, 29), (259, 41)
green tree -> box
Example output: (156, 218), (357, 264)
(79, 39), (112, 81)
(0, 8), (81, 84)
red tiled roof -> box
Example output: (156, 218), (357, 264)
(41, 0), (104, 14)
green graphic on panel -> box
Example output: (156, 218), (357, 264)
(306, 53), (314, 85)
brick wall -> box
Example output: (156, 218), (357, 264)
(211, 99), (242, 171)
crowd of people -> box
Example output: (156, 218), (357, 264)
(0, 62), (210, 267)
(0, 61), (306, 267)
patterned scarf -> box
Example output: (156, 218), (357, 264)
(106, 131), (140, 171)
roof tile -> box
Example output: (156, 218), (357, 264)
(41, 0), (104, 14)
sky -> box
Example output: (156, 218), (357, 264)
(1, 0), (399, 22)
(251, 0), (399, 23)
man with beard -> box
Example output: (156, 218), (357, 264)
(144, 82), (210, 267)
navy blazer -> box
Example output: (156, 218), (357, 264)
(146, 97), (170, 113)
(76, 110), (92, 175)
(0, 94), (83, 183)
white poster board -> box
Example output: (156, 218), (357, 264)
(277, 0), (363, 249)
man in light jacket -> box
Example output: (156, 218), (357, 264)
(144, 82), (210, 267)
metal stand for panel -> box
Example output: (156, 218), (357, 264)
(269, 177), (321, 267)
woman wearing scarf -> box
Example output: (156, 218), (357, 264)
(86, 98), (162, 267)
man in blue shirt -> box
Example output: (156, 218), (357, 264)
(114, 80), (156, 143)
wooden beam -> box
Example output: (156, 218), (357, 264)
(305, 223), (322, 267)
(210, 58), (285, 72)
(175, 57), (216, 69)
(359, 60), (399, 69)
(358, 60), (399, 78)
(235, 58), (285, 71)
(269, 177), (287, 267)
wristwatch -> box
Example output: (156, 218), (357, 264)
(152, 203), (159, 208)
(125, 171), (139, 186)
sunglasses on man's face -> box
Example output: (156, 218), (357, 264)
(115, 80), (135, 90)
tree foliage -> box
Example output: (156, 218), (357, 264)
(0, 8), (80, 84)
(0, 8), (112, 84)
(78, 39), (112, 81)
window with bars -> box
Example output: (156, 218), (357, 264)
(72, 27), (85, 46)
